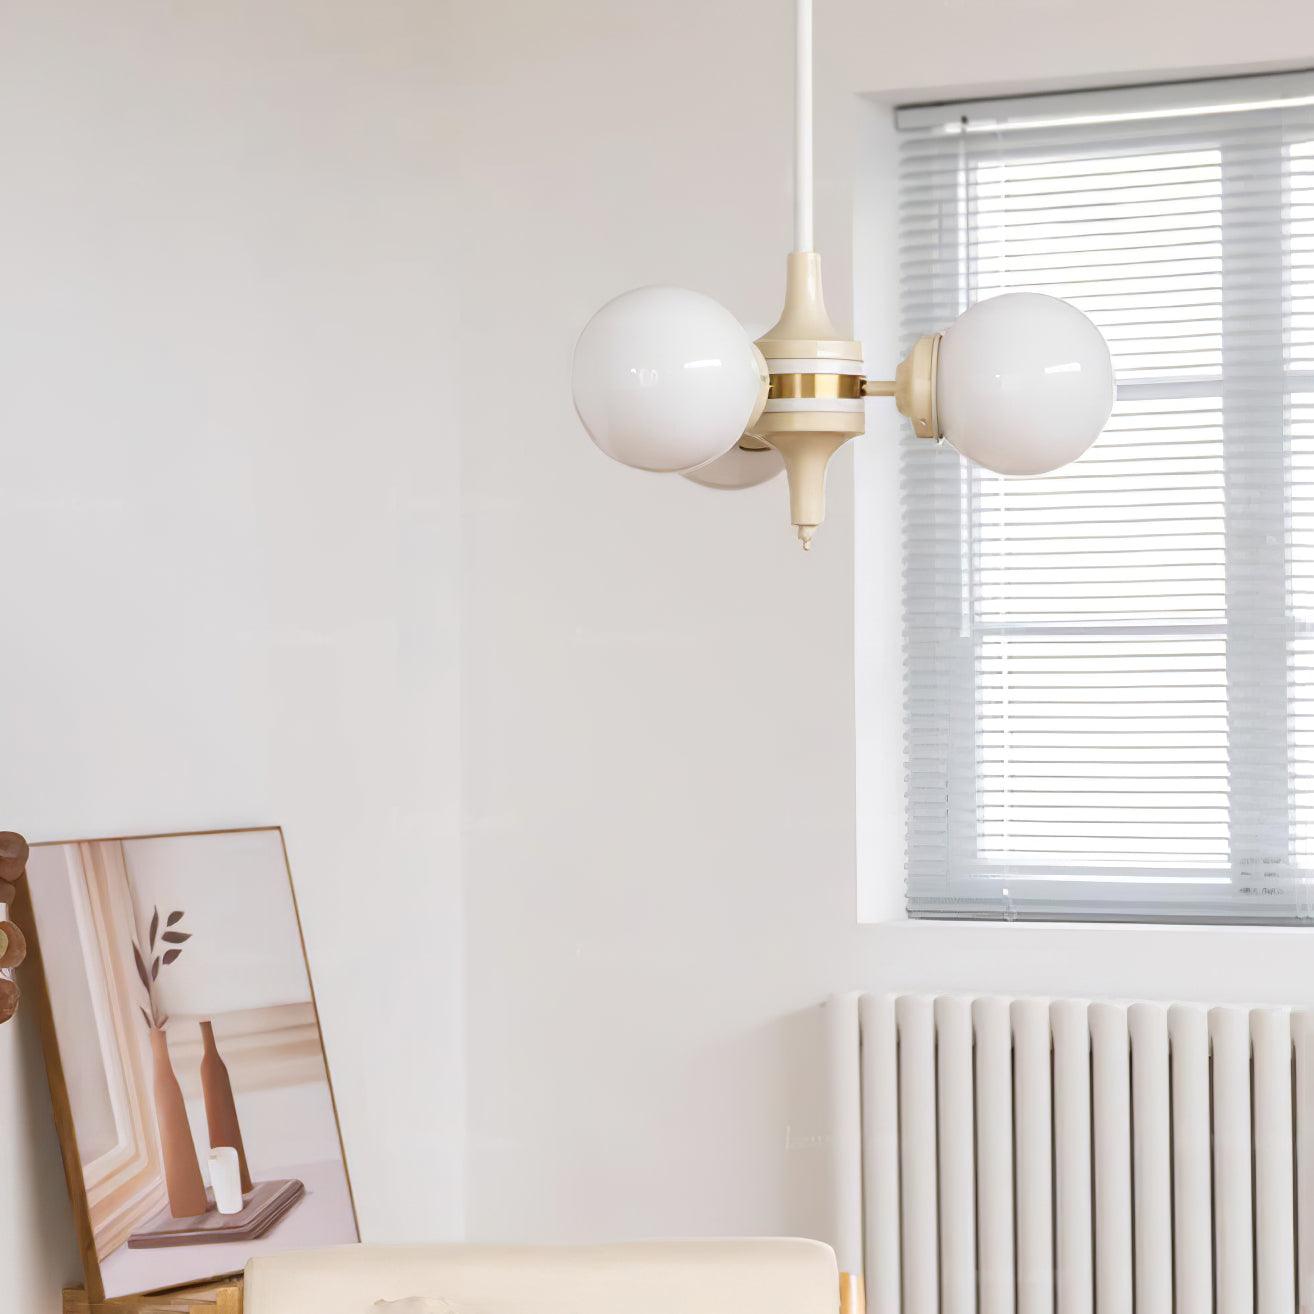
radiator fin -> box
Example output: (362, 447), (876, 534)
(1013, 999), (1054, 1314)
(975, 998), (1016, 1314)
(1128, 1003), (1172, 1314)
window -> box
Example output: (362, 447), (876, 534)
(899, 73), (1314, 922)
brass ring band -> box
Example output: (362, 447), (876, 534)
(768, 372), (865, 400)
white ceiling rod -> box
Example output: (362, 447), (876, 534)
(795, 0), (814, 254)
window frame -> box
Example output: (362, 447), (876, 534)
(858, 72), (1314, 927)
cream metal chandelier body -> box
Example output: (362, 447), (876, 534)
(571, 0), (1116, 548)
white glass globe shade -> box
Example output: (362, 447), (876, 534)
(572, 286), (766, 474)
(937, 292), (1115, 477)
(682, 441), (784, 490)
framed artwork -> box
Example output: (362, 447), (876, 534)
(18, 827), (358, 1301)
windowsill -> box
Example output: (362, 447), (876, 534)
(861, 915), (1314, 934)
(853, 916), (1314, 1007)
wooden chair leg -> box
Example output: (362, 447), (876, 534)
(839, 1271), (866, 1314)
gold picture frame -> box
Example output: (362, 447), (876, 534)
(17, 826), (358, 1302)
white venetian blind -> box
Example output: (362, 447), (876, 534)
(899, 72), (1314, 921)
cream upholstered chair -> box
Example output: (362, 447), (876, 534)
(244, 1238), (841, 1314)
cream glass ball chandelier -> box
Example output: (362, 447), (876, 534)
(571, 0), (1116, 549)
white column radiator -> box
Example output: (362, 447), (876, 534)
(826, 993), (1314, 1314)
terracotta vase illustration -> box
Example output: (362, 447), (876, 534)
(149, 1027), (207, 1218)
(199, 1019), (252, 1195)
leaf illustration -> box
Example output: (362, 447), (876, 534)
(158, 1014), (169, 1028)
(166, 910), (184, 927)
(132, 941), (151, 991)
(139, 1006), (152, 1030)
(161, 931), (190, 945)
(149, 908), (159, 950)
(162, 948), (182, 965)
(151, 956), (160, 981)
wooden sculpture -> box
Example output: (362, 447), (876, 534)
(0, 830), (29, 1024)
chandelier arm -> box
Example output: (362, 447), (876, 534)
(795, 0), (813, 253)
(861, 379), (897, 398)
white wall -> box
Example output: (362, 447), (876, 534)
(0, 4), (465, 1310)
(4, 1), (1313, 1310)
(452, 0), (1312, 1249)
(448, 0), (857, 1244)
